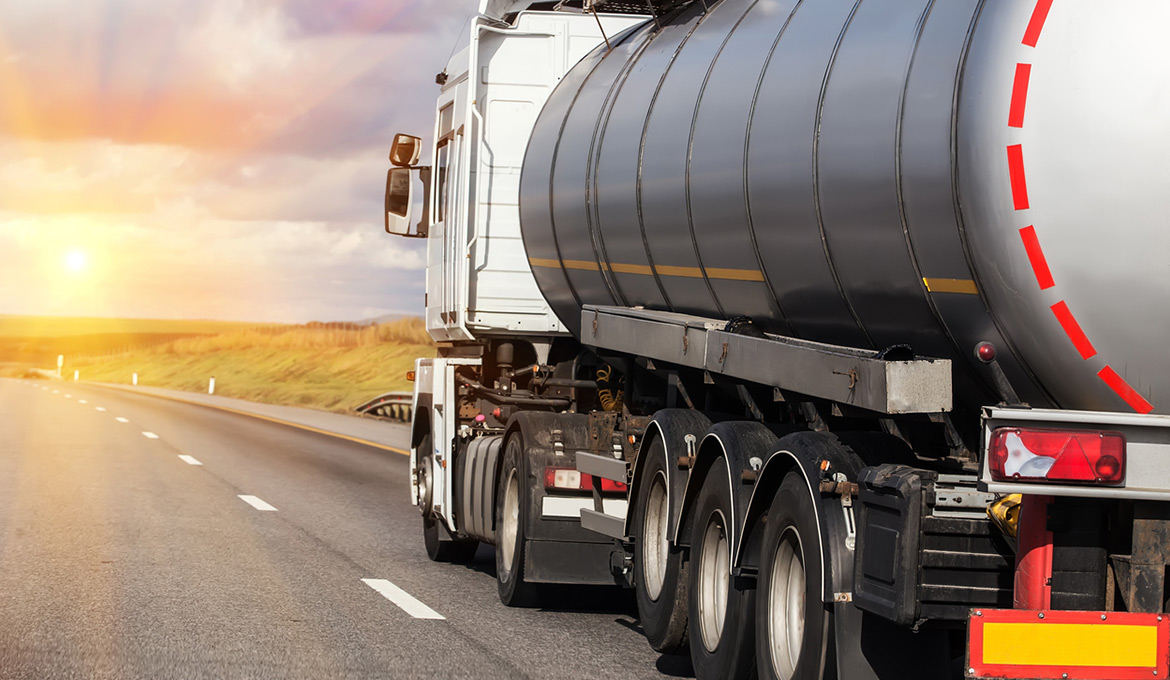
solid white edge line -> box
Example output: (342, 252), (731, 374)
(361, 578), (445, 620)
(115, 417), (129, 423)
(142, 431), (159, 439)
(178, 455), (203, 466)
(238, 495), (277, 512)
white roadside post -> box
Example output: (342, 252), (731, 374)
(209, 377), (216, 395)
(73, 370), (79, 381)
(132, 372), (138, 386)
(57, 355), (64, 379)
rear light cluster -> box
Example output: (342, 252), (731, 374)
(544, 467), (628, 493)
(987, 427), (1126, 486)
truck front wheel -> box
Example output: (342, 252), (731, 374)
(494, 432), (540, 607)
(756, 471), (830, 680)
(418, 435), (478, 563)
(633, 438), (689, 654)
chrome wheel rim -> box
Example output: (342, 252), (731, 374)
(642, 471), (670, 601)
(500, 468), (520, 575)
(768, 526), (805, 679)
(417, 457), (432, 516)
(697, 508), (730, 652)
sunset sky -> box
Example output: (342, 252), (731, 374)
(0, 0), (478, 322)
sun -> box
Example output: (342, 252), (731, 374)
(64, 250), (87, 272)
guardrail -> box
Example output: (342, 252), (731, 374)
(26, 368), (61, 380)
(354, 391), (412, 422)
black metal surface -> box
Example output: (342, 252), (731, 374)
(519, 0), (1052, 410)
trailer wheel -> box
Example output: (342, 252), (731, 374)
(494, 432), (540, 607)
(633, 438), (689, 654)
(756, 471), (830, 680)
(687, 457), (756, 680)
(418, 436), (478, 563)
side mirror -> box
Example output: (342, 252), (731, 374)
(390, 133), (422, 167)
(385, 167), (421, 237)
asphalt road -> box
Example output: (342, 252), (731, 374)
(0, 378), (694, 679)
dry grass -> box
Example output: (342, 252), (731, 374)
(66, 318), (435, 412)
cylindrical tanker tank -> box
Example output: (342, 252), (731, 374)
(519, 0), (1170, 415)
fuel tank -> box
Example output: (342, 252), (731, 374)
(518, 0), (1170, 415)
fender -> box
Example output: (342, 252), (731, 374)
(736, 431), (915, 603)
(673, 421), (779, 555)
(503, 411), (593, 542)
(623, 409), (712, 542)
(409, 394), (433, 509)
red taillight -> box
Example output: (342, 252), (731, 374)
(988, 427), (1126, 485)
(544, 467), (628, 493)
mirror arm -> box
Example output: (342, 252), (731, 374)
(416, 166), (432, 238)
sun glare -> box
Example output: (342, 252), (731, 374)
(64, 250), (87, 272)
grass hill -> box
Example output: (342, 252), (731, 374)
(1, 316), (435, 412)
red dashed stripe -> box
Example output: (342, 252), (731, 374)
(1007, 145), (1030, 210)
(1022, 0), (1053, 47)
(1018, 226), (1055, 289)
(1051, 301), (1097, 360)
(1006, 2), (1156, 413)
(1009, 63), (1032, 128)
(1098, 367), (1155, 414)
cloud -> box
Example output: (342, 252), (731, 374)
(0, 0), (482, 322)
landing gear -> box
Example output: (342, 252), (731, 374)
(687, 457), (756, 679)
(495, 432), (540, 607)
(756, 471), (830, 680)
(633, 438), (690, 653)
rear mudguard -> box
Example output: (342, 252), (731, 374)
(624, 409), (712, 543)
(673, 421), (780, 555)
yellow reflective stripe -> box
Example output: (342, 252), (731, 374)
(610, 262), (654, 275)
(528, 258), (765, 282)
(707, 267), (766, 282)
(983, 622), (1159, 668)
(923, 278), (979, 294)
(528, 257), (561, 269)
(562, 259), (602, 271)
(653, 264), (704, 278)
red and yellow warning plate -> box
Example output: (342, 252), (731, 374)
(968, 609), (1169, 679)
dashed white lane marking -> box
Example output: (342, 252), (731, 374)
(178, 455), (202, 466)
(361, 579), (445, 620)
(142, 432), (159, 439)
(95, 407), (106, 412)
(79, 399), (87, 404)
(238, 495), (277, 512)
(64, 394), (71, 398)
(115, 417), (129, 423)
(52, 390), (59, 394)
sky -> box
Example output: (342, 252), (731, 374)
(0, 0), (479, 323)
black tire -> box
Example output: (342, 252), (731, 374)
(687, 458), (756, 680)
(423, 514), (479, 563)
(633, 438), (690, 654)
(756, 471), (831, 680)
(418, 434), (479, 564)
(494, 432), (540, 607)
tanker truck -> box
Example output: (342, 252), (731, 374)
(382, 1), (1170, 677)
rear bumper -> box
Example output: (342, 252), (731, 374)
(967, 608), (1169, 679)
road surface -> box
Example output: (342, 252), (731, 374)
(0, 378), (694, 679)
